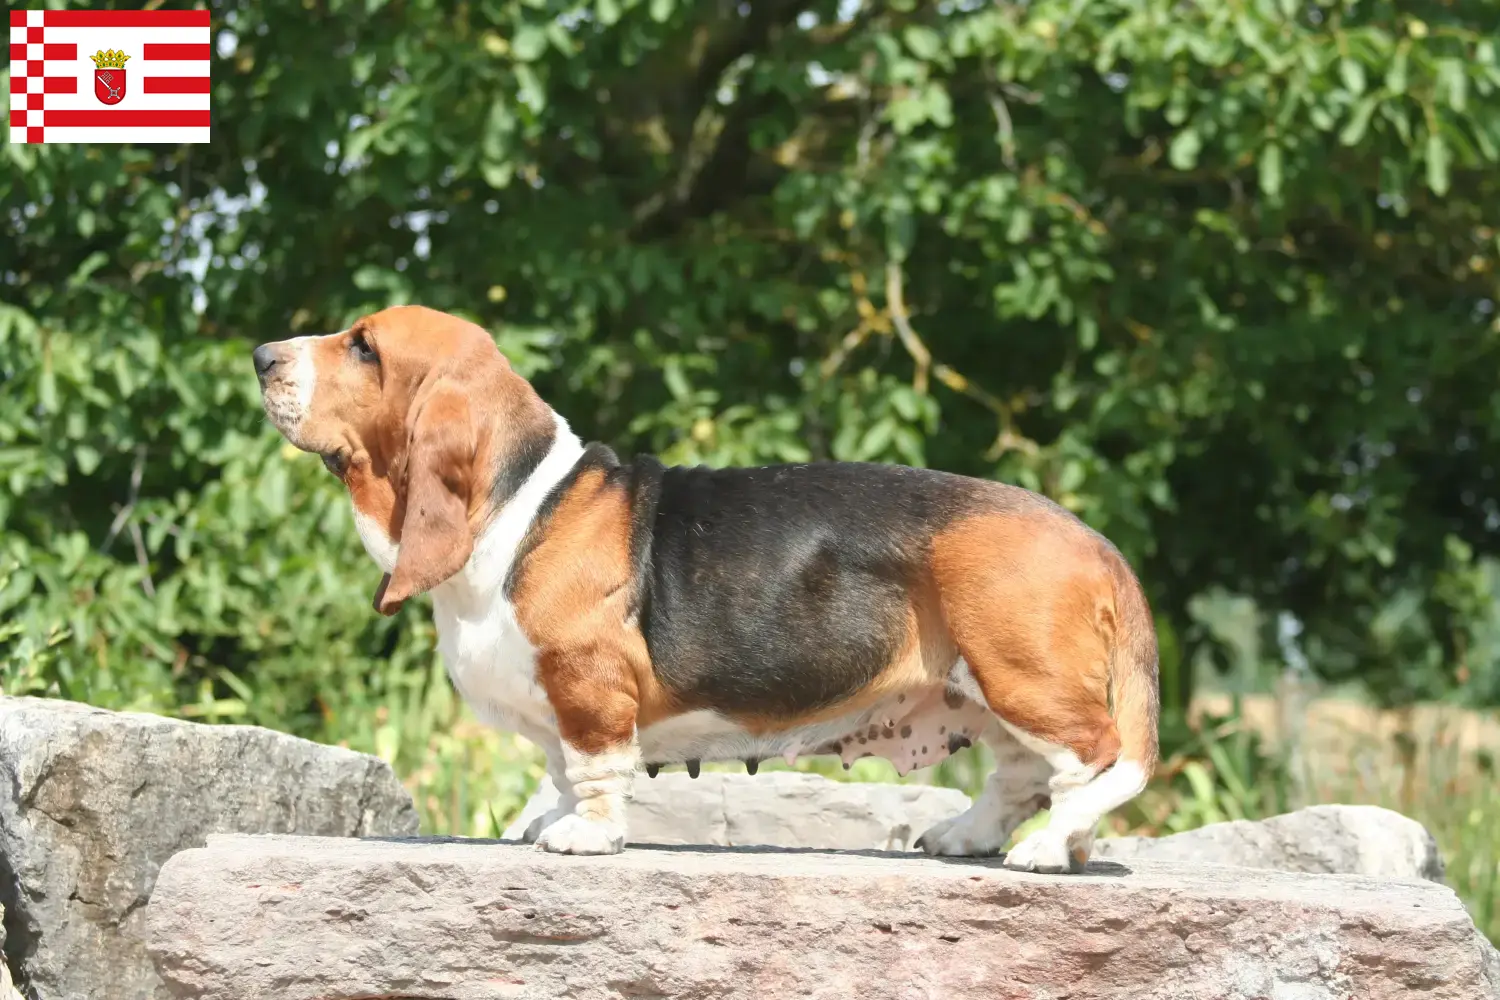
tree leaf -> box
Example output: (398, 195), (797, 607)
(1258, 143), (1283, 196)
(1386, 40), (1410, 94)
(1437, 58), (1468, 112)
(1426, 132), (1452, 195)
(903, 25), (943, 60)
(511, 24), (548, 62)
(1339, 57), (1366, 96)
(1169, 127), (1203, 170)
(1339, 94), (1378, 146)
(73, 445), (101, 475)
(663, 358), (691, 400)
(857, 419), (896, 460)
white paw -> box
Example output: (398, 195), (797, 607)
(915, 808), (1007, 857)
(1002, 829), (1087, 874)
(521, 802), (576, 844)
(533, 813), (626, 856)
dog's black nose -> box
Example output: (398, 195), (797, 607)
(252, 344), (278, 377)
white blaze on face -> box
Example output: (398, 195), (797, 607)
(258, 335), (321, 446)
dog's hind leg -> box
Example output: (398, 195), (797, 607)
(925, 510), (1160, 872)
(915, 719), (1053, 857)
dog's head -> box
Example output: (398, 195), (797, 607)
(252, 305), (554, 615)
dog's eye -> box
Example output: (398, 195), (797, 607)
(350, 331), (378, 364)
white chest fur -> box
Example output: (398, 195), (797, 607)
(355, 411), (586, 747)
(431, 593), (553, 738)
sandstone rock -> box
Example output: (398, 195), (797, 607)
(1094, 804), (1446, 883)
(147, 832), (1497, 1000)
(502, 770), (973, 851)
(0, 696), (419, 1000)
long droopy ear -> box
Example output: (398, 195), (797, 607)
(375, 385), (475, 616)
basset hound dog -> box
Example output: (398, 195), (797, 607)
(253, 305), (1159, 871)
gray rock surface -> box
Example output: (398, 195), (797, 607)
(502, 770), (973, 851)
(146, 832), (1498, 1000)
(1094, 803), (1447, 882)
(502, 772), (1448, 887)
(0, 696), (419, 1000)
(0, 903), (18, 1000)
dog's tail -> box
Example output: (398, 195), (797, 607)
(1108, 560), (1160, 779)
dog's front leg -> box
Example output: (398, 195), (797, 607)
(531, 661), (640, 856)
(532, 739), (638, 855)
(517, 747), (578, 844)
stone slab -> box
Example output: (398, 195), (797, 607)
(502, 770), (973, 851)
(146, 833), (1498, 1000)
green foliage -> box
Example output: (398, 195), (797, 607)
(1145, 702), (1295, 832)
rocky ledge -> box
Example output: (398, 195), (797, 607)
(0, 696), (419, 1000)
(146, 833), (1498, 1000)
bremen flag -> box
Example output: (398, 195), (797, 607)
(9, 9), (211, 144)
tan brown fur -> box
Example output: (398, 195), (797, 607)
(931, 508), (1132, 771)
(507, 468), (675, 755)
(279, 307), (554, 614)
(1106, 551), (1162, 774)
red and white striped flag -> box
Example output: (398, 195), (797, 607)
(9, 8), (211, 144)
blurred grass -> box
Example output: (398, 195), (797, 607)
(1337, 739), (1500, 944)
(341, 673), (1500, 946)
(323, 655), (545, 838)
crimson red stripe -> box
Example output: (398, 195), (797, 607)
(144, 76), (210, 94)
(42, 109), (211, 127)
(10, 109), (26, 127)
(8, 11), (26, 27)
(43, 76), (77, 94)
(8, 43), (23, 62)
(44, 10), (210, 27)
(143, 43), (210, 61)
(8, 76), (25, 95)
(44, 43), (78, 60)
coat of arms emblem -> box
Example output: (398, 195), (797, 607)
(91, 49), (130, 106)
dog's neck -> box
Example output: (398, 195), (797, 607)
(351, 407), (586, 617)
(431, 408), (586, 617)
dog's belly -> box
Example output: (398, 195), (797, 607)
(638, 683), (993, 774)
